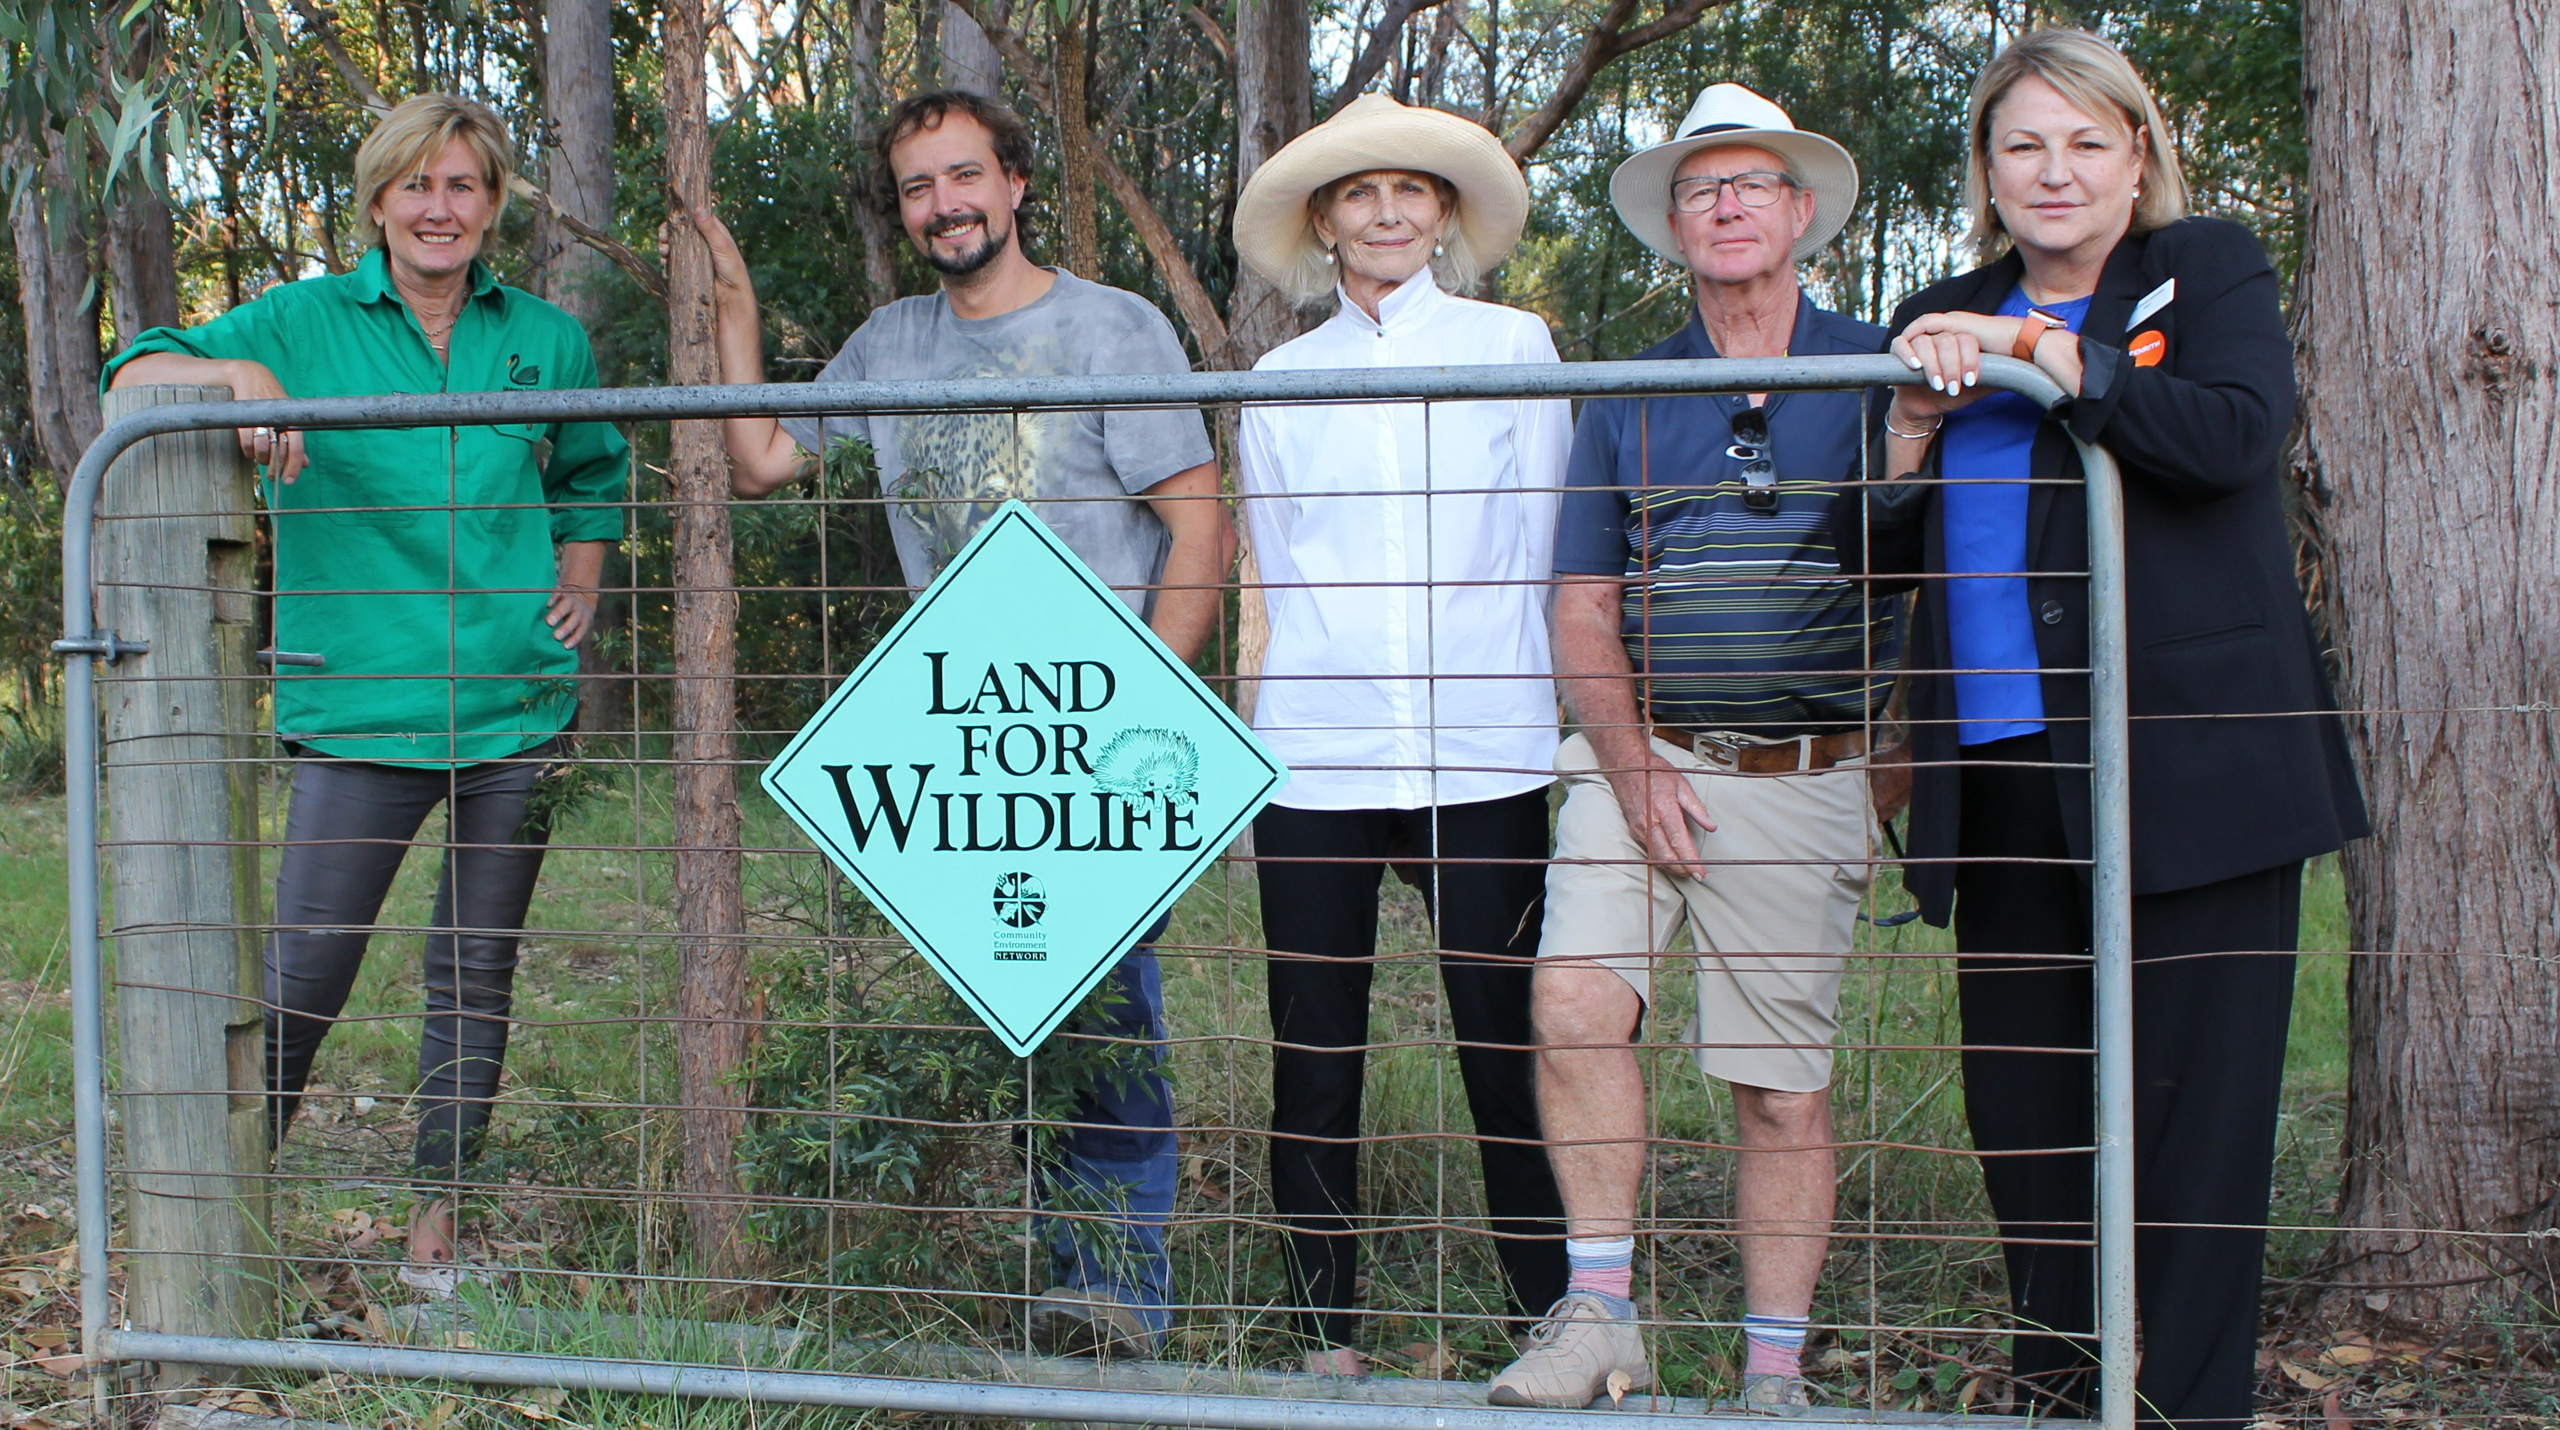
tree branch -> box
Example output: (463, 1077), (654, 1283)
(951, 0), (1233, 358)
(1502, 0), (1718, 163)
(283, 0), (392, 115)
(1184, 5), (1232, 65)
(509, 176), (668, 303)
(1327, 0), (1448, 115)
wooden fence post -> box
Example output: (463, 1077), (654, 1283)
(95, 385), (272, 1376)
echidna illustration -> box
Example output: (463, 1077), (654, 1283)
(1090, 727), (1201, 813)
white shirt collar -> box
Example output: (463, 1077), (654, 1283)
(1331, 266), (1444, 335)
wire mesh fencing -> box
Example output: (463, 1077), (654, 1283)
(62, 358), (2152, 1429)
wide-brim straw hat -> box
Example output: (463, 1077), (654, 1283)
(1234, 92), (1530, 286)
(1608, 84), (1860, 264)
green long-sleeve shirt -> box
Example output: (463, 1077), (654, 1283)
(105, 248), (630, 766)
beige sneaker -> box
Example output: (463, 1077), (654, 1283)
(1487, 1293), (1652, 1408)
(1732, 1372), (1814, 1417)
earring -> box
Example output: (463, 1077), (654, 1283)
(1434, 241), (1445, 256)
(1323, 249), (1336, 266)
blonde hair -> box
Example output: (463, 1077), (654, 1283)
(352, 94), (517, 248)
(1276, 170), (1485, 309)
(1962, 28), (2187, 262)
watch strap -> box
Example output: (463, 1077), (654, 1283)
(2013, 309), (2063, 362)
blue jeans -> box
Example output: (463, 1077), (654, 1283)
(1033, 928), (1176, 1333)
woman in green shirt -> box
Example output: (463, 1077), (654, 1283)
(106, 94), (628, 1287)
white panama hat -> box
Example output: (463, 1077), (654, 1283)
(1607, 83), (1861, 265)
(1233, 92), (1530, 287)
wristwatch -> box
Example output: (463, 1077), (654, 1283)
(2013, 309), (2068, 361)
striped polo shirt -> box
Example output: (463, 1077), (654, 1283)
(1553, 296), (1897, 735)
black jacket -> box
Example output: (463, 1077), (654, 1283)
(1840, 217), (2368, 926)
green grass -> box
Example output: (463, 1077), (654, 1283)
(0, 767), (2430, 1425)
(0, 797), (73, 1154)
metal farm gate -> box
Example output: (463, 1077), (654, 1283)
(57, 357), (2132, 1429)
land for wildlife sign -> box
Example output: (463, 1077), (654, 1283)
(761, 501), (1288, 1055)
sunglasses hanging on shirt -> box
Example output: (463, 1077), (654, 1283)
(1726, 406), (1778, 513)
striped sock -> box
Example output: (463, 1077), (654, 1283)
(1564, 1236), (1635, 1308)
(1743, 1313), (1811, 1378)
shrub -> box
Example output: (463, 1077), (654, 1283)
(739, 916), (1157, 1315)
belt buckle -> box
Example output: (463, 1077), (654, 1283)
(1691, 730), (1746, 765)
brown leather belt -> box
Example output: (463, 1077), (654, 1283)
(1651, 725), (1869, 774)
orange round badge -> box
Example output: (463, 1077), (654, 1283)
(2129, 330), (2167, 367)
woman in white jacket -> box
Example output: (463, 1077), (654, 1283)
(1231, 93), (1569, 1375)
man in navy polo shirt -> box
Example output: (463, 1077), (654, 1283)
(1491, 86), (1895, 1415)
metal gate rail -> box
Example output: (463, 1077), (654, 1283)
(61, 354), (2130, 1429)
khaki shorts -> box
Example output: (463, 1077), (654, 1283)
(1539, 730), (1877, 1093)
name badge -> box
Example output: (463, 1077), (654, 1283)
(2129, 279), (2176, 329)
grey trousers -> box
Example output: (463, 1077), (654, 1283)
(263, 740), (558, 1181)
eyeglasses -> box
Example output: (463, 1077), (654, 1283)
(1727, 407), (1778, 513)
(1671, 170), (1797, 213)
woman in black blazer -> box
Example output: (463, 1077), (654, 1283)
(1843, 29), (2367, 1430)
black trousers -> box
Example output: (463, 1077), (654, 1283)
(265, 742), (558, 1181)
(1253, 790), (1569, 1348)
(1955, 732), (2299, 1430)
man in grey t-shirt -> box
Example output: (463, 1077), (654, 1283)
(770, 269), (1214, 618)
(694, 89), (1233, 1359)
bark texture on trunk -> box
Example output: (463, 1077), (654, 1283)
(1052, 5), (1101, 279)
(1227, 0), (1312, 369)
(104, 10), (182, 346)
(10, 141), (102, 481)
(661, 0), (754, 1283)
(847, 0), (901, 309)
(2301, 0), (2560, 1328)
(106, 189), (181, 342)
(545, 0), (628, 733)
(940, 1), (1003, 96)
(541, 0), (619, 330)
(1224, 0), (1316, 719)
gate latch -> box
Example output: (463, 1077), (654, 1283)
(51, 632), (150, 664)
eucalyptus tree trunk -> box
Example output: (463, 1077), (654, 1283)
(1051, 3), (1102, 278)
(8, 140), (102, 481)
(2299, 0), (2560, 1328)
(104, 9), (181, 344)
(105, 190), (181, 340)
(660, 0), (754, 1283)
(846, 0), (901, 309)
(543, 0), (627, 731)
(939, 1), (1003, 96)
(540, 0), (618, 330)
(1225, 0), (1315, 721)
(1228, 0), (1313, 369)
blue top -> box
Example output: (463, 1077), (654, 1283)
(1554, 295), (1898, 734)
(1936, 286), (2090, 744)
